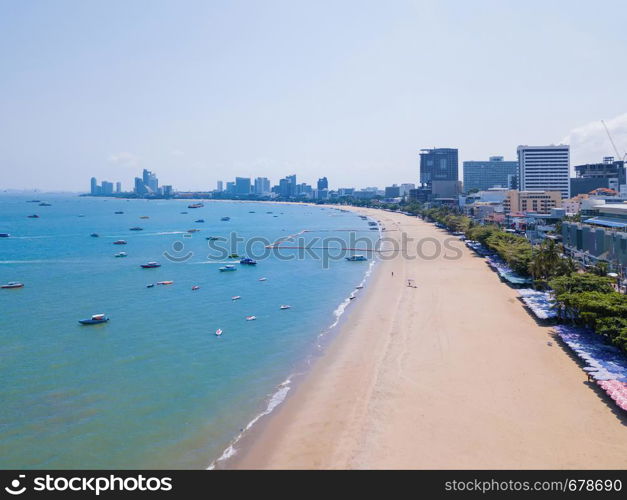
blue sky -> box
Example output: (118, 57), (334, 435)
(1, 0), (627, 191)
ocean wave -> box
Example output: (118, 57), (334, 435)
(207, 378), (292, 469)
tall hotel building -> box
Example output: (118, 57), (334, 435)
(517, 145), (570, 199)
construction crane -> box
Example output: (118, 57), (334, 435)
(601, 119), (627, 161)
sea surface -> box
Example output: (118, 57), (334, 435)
(0, 194), (378, 468)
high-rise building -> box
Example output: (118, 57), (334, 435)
(115, 182), (121, 193)
(570, 157), (626, 196)
(385, 185), (401, 198)
(226, 182), (235, 194)
(142, 169), (159, 193)
(517, 145), (570, 199)
(254, 177), (271, 195)
(162, 185), (173, 197)
(101, 181), (114, 195)
(134, 177), (147, 195)
(90, 177), (98, 195)
(420, 148), (458, 185)
(317, 177), (328, 191)
(463, 156), (518, 192)
(217, 180), (223, 192)
(400, 183), (416, 196)
(235, 177), (252, 195)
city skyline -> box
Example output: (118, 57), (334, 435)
(2, 1), (627, 191)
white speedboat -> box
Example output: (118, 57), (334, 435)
(2, 281), (24, 289)
(215, 328), (223, 336)
(279, 305), (291, 310)
(246, 316), (256, 321)
(232, 295), (241, 300)
(219, 265), (237, 272)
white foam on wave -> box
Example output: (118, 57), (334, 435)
(206, 378), (292, 470)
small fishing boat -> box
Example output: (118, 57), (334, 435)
(79, 313), (109, 325)
(187, 229), (200, 233)
(192, 285), (200, 290)
(113, 240), (127, 245)
(279, 305), (291, 310)
(141, 261), (161, 268)
(219, 265), (237, 272)
(129, 227), (143, 231)
(114, 211), (124, 214)
(246, 316), (256, 321)
(215, 328), (223, 336)
(248, 211), (256, 213)
(38, 202), (52, 207)
(2, 281), (24, 289)
(220, 216), (231, 221)
(114, 252), (127, 258)
(228, 253), (239, 259)
(146, 283), (155, 288)
(78, 214), (85, 217)
(194, 219), (205, 223)
(180, 211), (188, 214)
(139, 216), (149, 219)
(239, 257), (257, 265)
(0, 233), (10, 238)
(157, 280), (173, 285)
(188, 203), (204, 209)
(206, 236), (220, 241)
(346, 255), (367, 262)
(27, 200), (40, 203)
(27, 214), (39, 218)
(258, 277), (267, 281)
(232, 295), (241, 300)
(90, 233), (99, 237)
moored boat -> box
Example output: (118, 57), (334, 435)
(129, 226), (143, 231)
(141, 261), (161, 268)
(220, 216), (230, 221)
(246, 316), (256, 321)
(215, 328), (223, 336)
(27, 214), (39, 218)
(258, 277), (267, 281)
(79, 313), (109, 325)
(2, 281), (24, 289)
(239, 257), (257, 265)
(157, 280), (173, 285)
(187, 229), (200, 233)
(232, 295), (241, 300)
(90, 233), (99, 237)
(146, 283), (155, 288)
(188, 202), (204, 209)
(114, 211), (124, 214)
(192, 285), (200, 291)
(114, 252), (127, 258)
(219, 265), (237, 272)
(279, 305), (291, 310)
(346, 255), (367, 261)
(113, 240), (127, 245)
(194, 219), (205, 223)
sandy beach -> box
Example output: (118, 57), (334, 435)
(232, 207), (626, 469)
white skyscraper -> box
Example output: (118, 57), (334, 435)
(517, 145), (570, 199)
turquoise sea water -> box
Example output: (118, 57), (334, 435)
(0, 195), (377, 469)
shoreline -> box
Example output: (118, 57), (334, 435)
(230, 207), (627, 469)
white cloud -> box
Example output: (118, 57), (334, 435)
(108, 152), (140, 168)
(561, 112), (627, 165)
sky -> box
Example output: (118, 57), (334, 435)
(1, 0), (627, 192)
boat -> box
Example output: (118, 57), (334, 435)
(38, 202), (51, 207)
(113, 240), (127, 245)
(194, 219), (205, 223)
(27, 214), (39, 218)
(2, 282), (24, 289)
(228, 253), (239, 259)
(239, 257), (257, 265)
(129, 227), (143, 231)
(139, 216), (149, 219)
(114, 252), (127, 258)
(246, 316), (256, 321)
(157, 280), (173, 285)
(187, 229), (200, 233)
(146, 283), (155, 288)
(188, 202), (204, 209)
(258, 277), (267, 281)
(78, 214), (85, 217)
(219, 265), (237, 272)
(0, 233), (10, 238)
(248, 211), (256, 213)
(215, 328), (223, 336)
(206, 236), (220, 241)
(232, 295), (241, 300)
(114, 211), (124, 214)
(27, 200), (40, 203)
(346, 255), (367, 261)
(141, 262), (161, 268)
(90, 233), (99, 237)
(192, 285), (200, 291)
(221, 217), (231, 221)
(79, 313), (109, 325)
(279, 305), (291, 310)
(180, 211), (188, 214)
